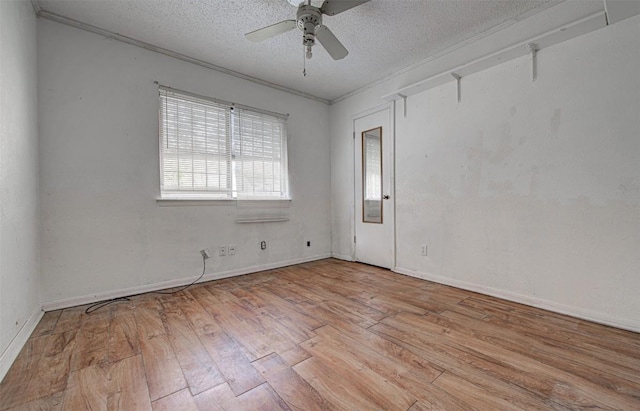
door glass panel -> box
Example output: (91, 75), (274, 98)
(362, 127), (382, 223)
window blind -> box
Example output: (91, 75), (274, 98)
(233, 109), (287, 199)
(159, 88), (289, 200)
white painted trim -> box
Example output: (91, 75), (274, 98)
(330, 0), (566, 104)
(156, 199), (292, 207)
(42, 254), (331, 311)
(0, 306), (43, 381)
(351, 102), (393, 122)
(35, 11), (330, 105)
(391, 99), (398, 273)
(331, 253), (355, 262)
(394, 266), (640, 333)
(604, 0), (640, 25)
(352, 104), (395, 269)
(351, 102), (394, 263)
(156, 199), (236, 206)
(382, 12), (607, 101)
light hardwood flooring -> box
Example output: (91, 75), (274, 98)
(1, 259), (639, 410)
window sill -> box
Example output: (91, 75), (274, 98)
(156, 198), (292, 207)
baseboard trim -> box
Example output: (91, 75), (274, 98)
(331, 253), (354, 262)
(42, 254), (332, 311)
(394, 266), (640, 333)
(0, 306), (43, 381)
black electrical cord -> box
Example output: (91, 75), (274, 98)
(154, 256), (207, 295)
(85, 297), (130, 314)
(84, 256), (207, 314)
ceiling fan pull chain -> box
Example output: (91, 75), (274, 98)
(303, 44), (307, 77)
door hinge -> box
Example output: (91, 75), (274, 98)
(353, 131), (356, 139)
(354, 235), (356, 243)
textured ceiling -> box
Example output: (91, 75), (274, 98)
(35, 0), (559, 102)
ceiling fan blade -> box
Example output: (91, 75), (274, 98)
(245, 20), (297, 42)
(320, 0), (370, 16)
(315, 25), (348, 60)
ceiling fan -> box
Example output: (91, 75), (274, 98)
(245, 0), (371, 61)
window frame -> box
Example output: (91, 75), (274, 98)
(157, 86), (290, 202)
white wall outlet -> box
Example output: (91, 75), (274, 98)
(421, 244), (428, 256)
(228, 245), (236, 255)
(200, 249), (211, 260)
(219, 246), (227, 257)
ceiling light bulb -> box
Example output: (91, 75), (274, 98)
(306, 45), (313, 59)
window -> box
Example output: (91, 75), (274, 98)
(159, 87), (289, 200)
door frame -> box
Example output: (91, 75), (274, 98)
(351, 101), (396, 269)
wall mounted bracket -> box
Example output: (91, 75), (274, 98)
(451, 73), (462, 103)
(399, 94), (408, 118)
(381, 12), (610, 104)
(527, 43), (538, 82)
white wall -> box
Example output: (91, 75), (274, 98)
(331, 15), (640, 331)
(38, 19), (331, 306)
(0, 0), (42, 376)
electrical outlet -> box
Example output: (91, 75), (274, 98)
(420, 244), (428, 256)
(228, 245), (236, 255)
(260, 241), (267, 250)
(219, 246), (227, 257)
(200, 249), (211, 260)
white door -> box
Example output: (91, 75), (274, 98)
(354, 105), (394, 269)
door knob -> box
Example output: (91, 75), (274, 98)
(383, 195), (390, 200)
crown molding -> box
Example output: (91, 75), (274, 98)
(36, 9), (331, 105)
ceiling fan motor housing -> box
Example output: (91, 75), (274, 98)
(245, 0), (360, 61)
(297, 5), (322, 47)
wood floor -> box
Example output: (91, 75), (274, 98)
(1, 259), (639, 410)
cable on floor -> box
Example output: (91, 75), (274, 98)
(84, 255), (207, 313)
(154, 256), (206, 295)
(85, 297), (130, 314)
